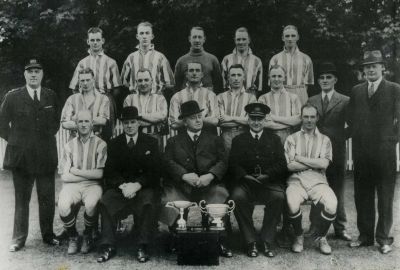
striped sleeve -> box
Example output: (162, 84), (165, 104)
(320, 136), (332, 161)
(109, 59), (122, 88)
(291, 94), (302, 115)
(59, 142), (72, 175)
(96, 140), (107, 169)
(284, 134), (296, 163)
(168, 93), (181, 125)
(60, 96), (75, 122)
(207, 91), (219, 118)
(221, 56), (229, 90)
(217, 93), (226, 116)
(304, 56), (314, 85)
(157, 94), (168, 119)
(160, 53), (175, 88)
(99, 95), (110, 120)
(121, 54), (133, 89)
(254, 58), (263, 91)
(69, 60), (85, 91)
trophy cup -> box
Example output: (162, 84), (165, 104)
(165, 201), (198, 230)
(199, 200), (235, 230)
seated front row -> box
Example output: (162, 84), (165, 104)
(58, 102), (338, 263)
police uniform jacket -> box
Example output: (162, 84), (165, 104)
(0, 86), (59, 174)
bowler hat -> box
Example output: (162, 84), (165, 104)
(120, 106), (141, 121)
(245, 102), (271, 117)
(360, 50), (385, 66)
(318, 62), (338, 77)
(25, 57), (43, 70)
(178, 100), (204, 120)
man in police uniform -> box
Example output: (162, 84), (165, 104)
(0, 58), (60, 251)
(229, 102), (287, 258)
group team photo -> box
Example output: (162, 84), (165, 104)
(0, 1), (399, 269)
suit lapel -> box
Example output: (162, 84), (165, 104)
(369, 79), (385, 108)
(39, 88), (49, 108)
(181, 132), (196, 159)
(313, 93), (323, 116)
(21, 86), (34, 107)
(325, 91), (341, 114)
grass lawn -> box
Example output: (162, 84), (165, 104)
(0, 170), (399, 270)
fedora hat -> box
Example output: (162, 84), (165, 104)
(245, 102), (271, 117)
(178, 100), (204, 120)
(317, 62), (338, 77)
(360, 50), (385, 66)
(120, 106), (142, 121)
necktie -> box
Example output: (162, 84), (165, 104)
(322, 95), (329, 113)
(255, 134), (259, 141)
(368, 83), (375, 98)
(33, 90), (39, 105)
(193, 134), (199, 142)
(128, 137), (135, 148)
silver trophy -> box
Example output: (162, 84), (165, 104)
(199, 200), (235, 230)
(165, 201), (198, 230)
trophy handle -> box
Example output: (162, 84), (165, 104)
(165, 202), (175, 208)
(227, 200), (235, 213)
(189, 202), (198, 208)
(199, 200), (207, 213)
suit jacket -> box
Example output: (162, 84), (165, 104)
(0, 86), (59, 173)
(308, 91), (349, 159)
(347, 79), (400, 148)
(104, 132), (160, 190)
(164, 131), (227, 185)
(229, 130), (288, 188)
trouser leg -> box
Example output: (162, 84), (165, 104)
(36, 173), (55, 240)
(260, 189), (285, 245)
(11, 170), (34, 246)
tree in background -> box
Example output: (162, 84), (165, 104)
(0, 0), (398, 101)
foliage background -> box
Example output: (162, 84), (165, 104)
(0, 0), (399, 103)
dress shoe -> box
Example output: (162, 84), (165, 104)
(9, 243), (23, 252)
(97, 246), (116, 263)
(67, 236), (80, 255)
(263, 242), (275, 257)
(349, 240), (374, 248)
(137, 245), (149, 263)
(247, 242), (258, 257)
(43, 235), (62, 246)
(318, 237), (332, 255)
(379, 244), (392, 254)
(80, 234), (94, 254)
(220, 243), (233, 258)
(335, 231), (352, 241)
(292, 235), (304, 253)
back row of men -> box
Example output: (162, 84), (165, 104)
(0, 22), (399, 264)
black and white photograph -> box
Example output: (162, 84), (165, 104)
(0, 0), (399, 269)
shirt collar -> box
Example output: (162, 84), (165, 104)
(271, 87), (286, 95)
(228, 86), (246, 95)
(368, 76), (383, 89)
(322, 89), (335, 101)
(136, 43), (155, 53)
(88, 49), (104, 56)
(187, 130), (201, 141)
(185, 82), (203, 91)
(232, 47), (253, 56)
(126, 133), (139, 144)
(78, 133), (95, 144)
(26, 85), (41, 100)
(250, 129), (263, 139)
(283, 45), (300, 55)
(300, 127), (321, 136)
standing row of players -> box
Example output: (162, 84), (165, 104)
(0, 20), (398, 264)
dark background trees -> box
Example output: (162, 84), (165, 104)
(0, 0), (399, 103)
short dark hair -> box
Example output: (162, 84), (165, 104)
(137, 21), (153, 31)
(190, 26), (205, 37)
(186, 61), (203, 71)
(228, 64), (245, 73)
(269, 64), (286, 75)
(283, 25), (298, 34)
(78, 67), (94, 78)
(235, 27), (250, 38)
(87, 27), (103, 37)
(301, 103), (319, 117)
(136, 68), (153, 80)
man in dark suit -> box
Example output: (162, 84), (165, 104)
(96, 106), (160, 263)
(229, 102), (287, 258)
(347, 50), (400, 254)
(0, 58), (60, 251)
(307, 62), (351, 241)
(160, 100), (232, 257)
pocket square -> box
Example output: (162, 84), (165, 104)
(44, 105), (54, 109)
(145, 150), (151, 155)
